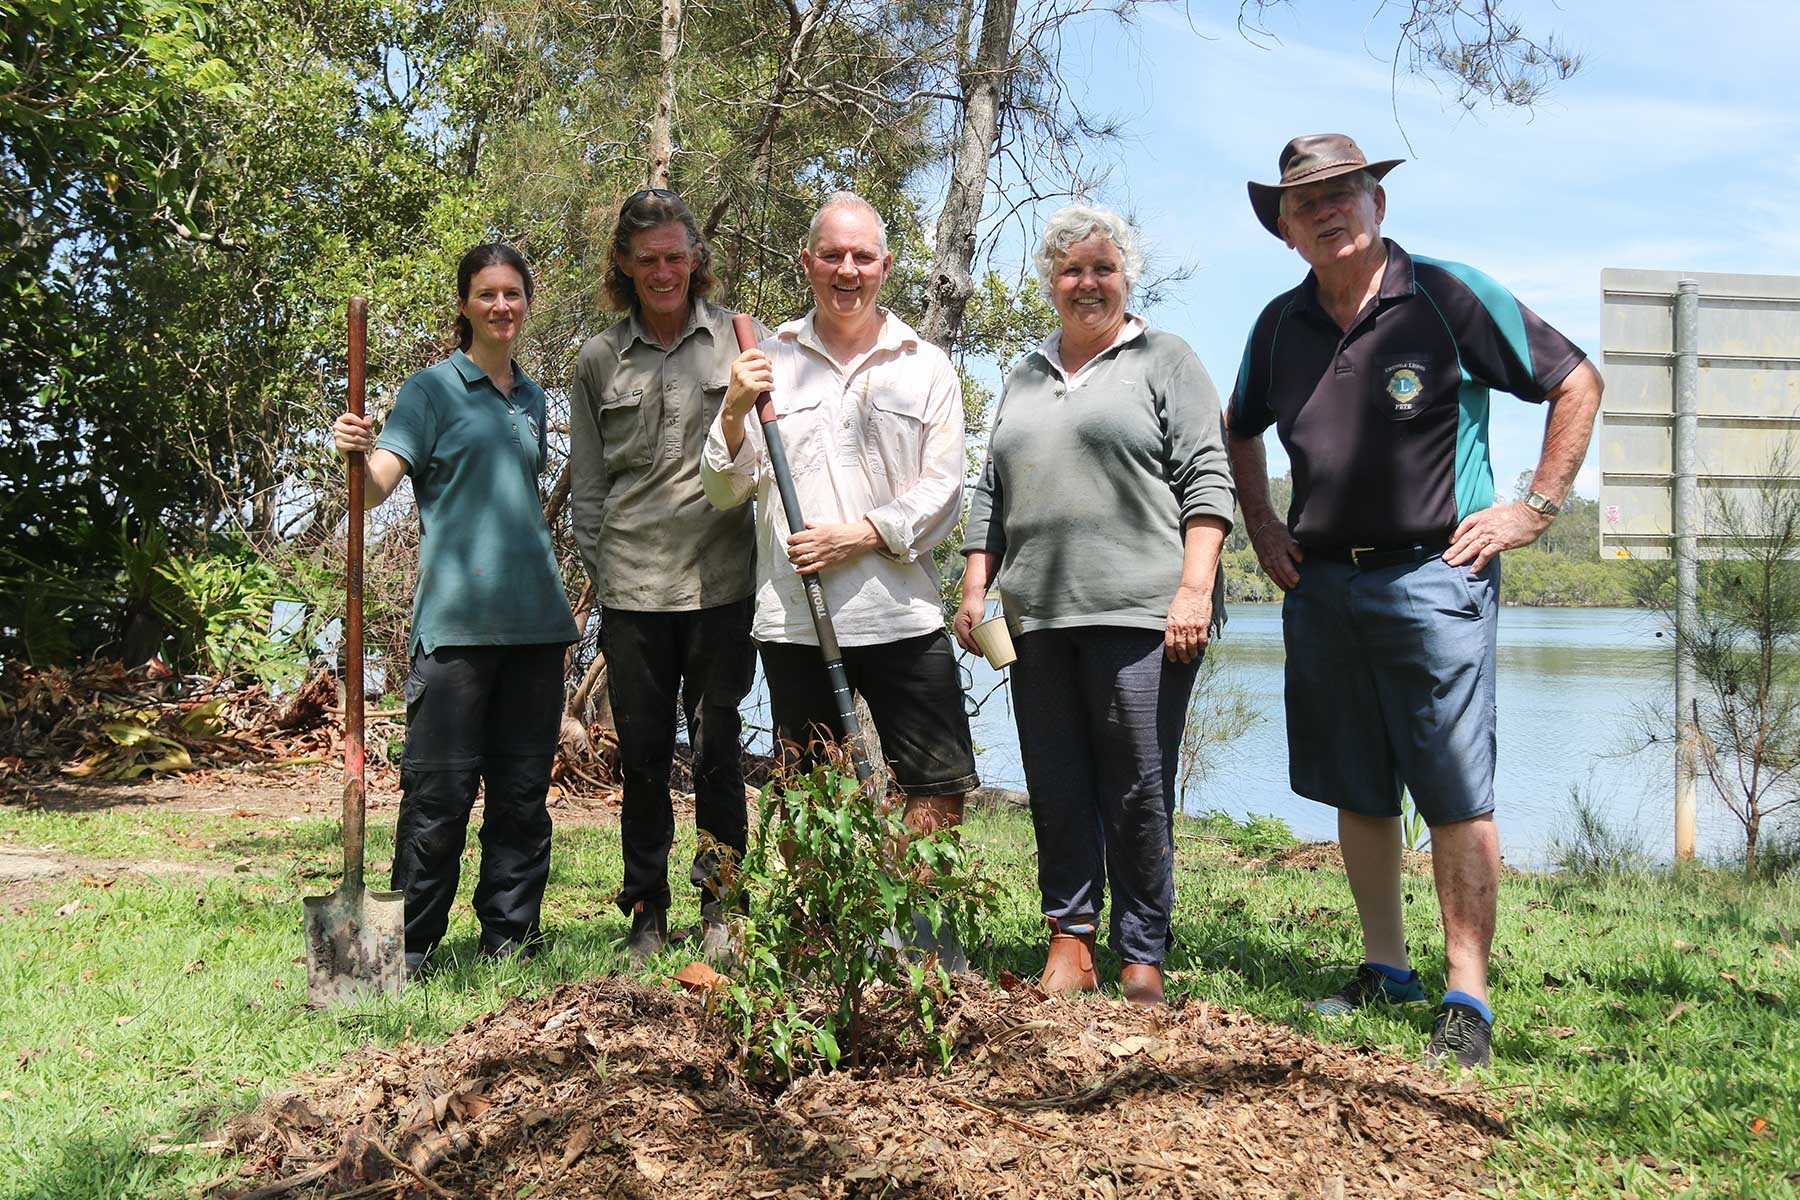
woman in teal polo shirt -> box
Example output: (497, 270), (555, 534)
(331, 243), (578, 977)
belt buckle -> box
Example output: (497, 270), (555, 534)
(1350, 546), (1375, 569)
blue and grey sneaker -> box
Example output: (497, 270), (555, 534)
(1308, 963), (1425, 1016)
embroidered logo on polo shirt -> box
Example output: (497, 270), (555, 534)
(1376, 358), (1432, 421)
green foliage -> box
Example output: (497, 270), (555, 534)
(1187, 808), (1297, 855)
(1679, 456), (1800, 877)
(1400, 789), (1430, 853)
(1550, 783), (1649, 876)
(153, 538), (335, 688)
(722, 764), (995, 1081)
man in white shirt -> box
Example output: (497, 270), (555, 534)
(702, 192), (977, 836)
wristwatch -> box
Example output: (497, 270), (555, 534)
(1523, 491), (1560, 517)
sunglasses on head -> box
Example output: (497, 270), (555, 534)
(623, 187), (680, 210)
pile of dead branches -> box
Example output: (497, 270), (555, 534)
(0, 661), (349, 784)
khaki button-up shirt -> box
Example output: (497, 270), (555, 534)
(569, 298), (766, 611)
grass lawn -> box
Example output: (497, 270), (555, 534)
(0, 795), (1796, 1198)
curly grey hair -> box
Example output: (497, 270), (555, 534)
(1032, 203), (1145, 298)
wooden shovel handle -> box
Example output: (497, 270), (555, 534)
(343, 296), (368, 887)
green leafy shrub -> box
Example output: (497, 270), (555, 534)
(721, 761), (995, 1082)
(154, 540), (335, 688)
(1188, 808), (1298, 855)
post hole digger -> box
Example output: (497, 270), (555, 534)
(305, 296), (406, 1006)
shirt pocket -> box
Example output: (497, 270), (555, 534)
(862, 382), (929, 477)
(599, 387), (653, 472)
(1370, 354), (1439, 423)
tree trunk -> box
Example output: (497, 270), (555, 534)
(646, 0), (681, 187)
(918, 0), (1018, 352)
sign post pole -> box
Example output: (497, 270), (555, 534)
(1672, 278), (1700, 861)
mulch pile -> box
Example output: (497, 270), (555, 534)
(222, 978), (1503, 1199)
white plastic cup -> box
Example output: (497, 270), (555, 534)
(970, 611), (1017, 669)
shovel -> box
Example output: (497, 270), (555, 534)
(304, 294), (406, 1007)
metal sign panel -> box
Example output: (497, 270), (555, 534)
(1598, 268), (1800, 559)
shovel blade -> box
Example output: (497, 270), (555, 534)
(303, 883), (407, 1007)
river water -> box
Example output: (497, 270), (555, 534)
(745, 605), (1718, 870)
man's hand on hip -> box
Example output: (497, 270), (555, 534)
(1251, 520), (1304, 591)
(787, 519), (882, 573)
(1445, 501), (1553, 572)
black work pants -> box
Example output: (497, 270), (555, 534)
(601, 599), (754, 914)
(393, 643), (565, 962)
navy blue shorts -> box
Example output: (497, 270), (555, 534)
(1282, 554), (1499, 827)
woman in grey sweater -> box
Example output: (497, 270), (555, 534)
(954, 204), (1235, 1007)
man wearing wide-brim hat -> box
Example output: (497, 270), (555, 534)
(1226, 134), (1603, 1069)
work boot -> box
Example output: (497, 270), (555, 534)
(1120, 962), (1166, 1008)
(883, 911), (969, 975)
(1042, 915), (1099, 994)
(624, 902), (668, 970)
(698, 900), (737, 971)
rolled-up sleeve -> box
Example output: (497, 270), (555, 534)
(701, 407), (760, 511)
(864, 356), (965, 562)
(567, 347), (610, 590)
(1160, 348), (1237, 530)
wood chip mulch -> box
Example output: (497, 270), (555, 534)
(222, 978), (1504, 1199)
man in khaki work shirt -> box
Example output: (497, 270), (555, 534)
(569, 189), (768, 968)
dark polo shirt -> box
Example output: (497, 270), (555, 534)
(1229, 240), (1585, 548)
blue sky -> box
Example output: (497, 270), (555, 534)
(1000, 0), (1800, 498)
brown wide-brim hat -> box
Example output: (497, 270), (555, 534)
(1247, 134), (1403, 238)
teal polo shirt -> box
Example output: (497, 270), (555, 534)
(375, 350), (578, 657)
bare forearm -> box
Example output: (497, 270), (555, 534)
(1227, 431), (1278, 528)
(360, 449), (407, 509)
(1180, 516), (1228, 590)
(962, 550), (998, 600)
(1530, 360), (1603, 502)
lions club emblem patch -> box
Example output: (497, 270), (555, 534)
(1386, 368), (1422, 407)
(1377, 359), (1431, 420)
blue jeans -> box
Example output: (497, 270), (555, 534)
(1010, 626), (1199, 965)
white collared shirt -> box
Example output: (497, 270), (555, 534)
(1040, 314), (1148, 387)
(702, 309), (965, 646)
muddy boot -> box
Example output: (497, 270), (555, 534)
(698, 900), (737, 971)
(624, 902), (668, 969)
(1120, 962), (1166, 1008)
(1042, 915), (1099, 994)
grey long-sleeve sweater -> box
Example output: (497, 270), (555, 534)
(962, 324), (1236, 635)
